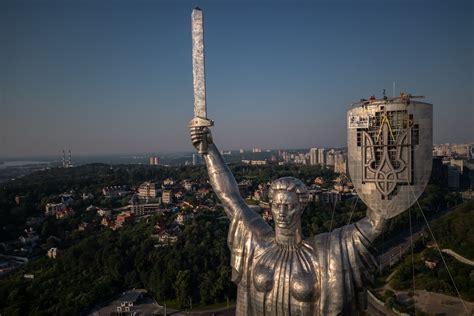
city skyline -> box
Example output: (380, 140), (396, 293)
(1, 0), (473, 158)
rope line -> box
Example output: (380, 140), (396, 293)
(408, 207), (416, 314)
(328, 198), (338, 232)
(346, 195), (359, 225)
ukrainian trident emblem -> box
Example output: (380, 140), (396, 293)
(360, 110), (416, 199)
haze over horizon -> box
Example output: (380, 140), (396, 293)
(1, 0), (472, 159)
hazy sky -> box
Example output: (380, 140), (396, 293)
(1, 0), (472, 158)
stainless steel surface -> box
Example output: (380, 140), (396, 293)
(191, 7), (207, 120)
(189, 126), (387, 315)
(187, 9), (431, 316)
(190, 8), (213, 154)
(347, 97), (433, 219)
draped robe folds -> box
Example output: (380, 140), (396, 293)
(227, 207), (376, 316)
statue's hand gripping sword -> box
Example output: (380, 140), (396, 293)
(188, 7), (213, 154)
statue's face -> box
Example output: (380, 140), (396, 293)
(271, 190), (301, 230)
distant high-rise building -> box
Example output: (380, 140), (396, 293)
(326, 151), (335, 166)
(62, 149), (73, 168)
(149, 156), (160, 165)
(295, 153), (308, 165)
(334, 152), (345, 165)
(333, 151), (346, 173)
(318, 148), (326, 166)
(192, 153), (202, 166)
(309, 148), (318, 165)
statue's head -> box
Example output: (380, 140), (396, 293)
(269, 177), (308, 230)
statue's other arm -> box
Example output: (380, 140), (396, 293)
(190, 127), (249, 219)
(354, 208), (387, 244)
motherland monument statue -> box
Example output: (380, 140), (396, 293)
(188, 7), (433, 315)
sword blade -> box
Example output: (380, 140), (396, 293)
(192, 7), (206, 119)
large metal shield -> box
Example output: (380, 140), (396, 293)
(347, 98), (433, 219)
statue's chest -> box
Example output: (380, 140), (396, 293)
(252, 243), (320, 307)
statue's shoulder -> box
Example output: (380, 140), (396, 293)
(304, 224), (359, 247)
(231, 206), (273, 240)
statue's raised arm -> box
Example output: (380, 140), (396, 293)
(189, 127), (248, 219)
